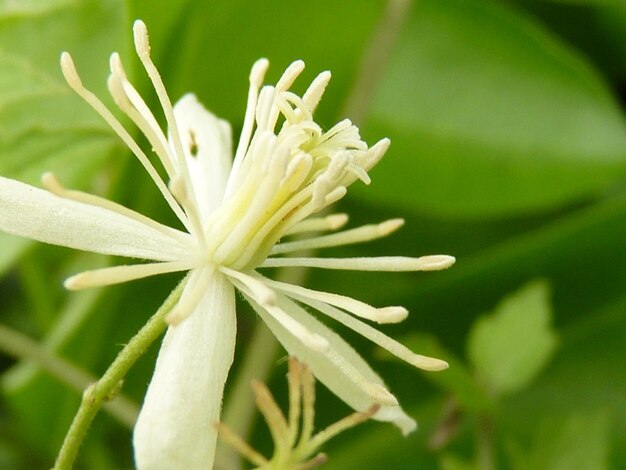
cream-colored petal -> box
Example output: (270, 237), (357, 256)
(133, 270), (237, 470)
(248, 292), (416, 435)
(172, 94), (233, 220)
(0, 177), (192, 261)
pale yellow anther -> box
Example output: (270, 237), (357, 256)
(250, 58), (270, 88)
(378, 218), (405, 235)
(60, 52), (82, 89)
(41, 172), (64, 195)
(417, 255), (456, 271)
(133, 19), (150, 57)
(376, 306), (409, 324)
(276, 59), (305, 91)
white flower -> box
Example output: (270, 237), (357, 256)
(0, 20), (454, 470)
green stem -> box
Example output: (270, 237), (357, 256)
(476, 414), (495, 470)
(52, 276), (187, 470)
(0, 322), (138, 428)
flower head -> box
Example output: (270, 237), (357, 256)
(0, 20), (454, 470)
(217, 357), (381, 470)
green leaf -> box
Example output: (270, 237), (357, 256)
(467, 281), (558, 396)
(356, 0), (626, 218)
(153, 0), (384, 125)
(0, 0), (128, 274)
(392, 333), (491, 413)
(509, 411), (610, 470)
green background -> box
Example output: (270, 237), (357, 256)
(0, 0), (625, 468)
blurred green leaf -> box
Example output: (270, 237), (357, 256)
(357, 0), (626, 218)
(440, 454), (478, 470)
(149, 0), (383, 126)
(509, 411), (610, 470)
(395, 333), (491, 413)
(0, 0), (128, 274)
(467, 281), (557, 396)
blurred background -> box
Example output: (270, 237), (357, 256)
(0, 0), (625, 468)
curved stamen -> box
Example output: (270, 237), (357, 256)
(284, 213), (349, 236)
(108, 53), (176, 177)
(304, 297), (449, 372)
(264, 278), (408, 324)
(133, 20), (205, 246)
(228, 58), (270, 198)
(60, 52), (190, 232)
(271, 219), (404, 255)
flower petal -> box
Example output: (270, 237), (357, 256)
(248, 292), (416, 435)
(0, 176), (192, 261)
(133, 270), (237, 470)
(173, 94), (233, 220)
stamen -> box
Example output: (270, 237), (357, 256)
(250, 380), (291, 455)
(64, 260), (195, 290)
(132, 20), (204, 242)
(302, 71), (331, 112)
(237, 288), (328, 352)
(363, 138), (390, 171)
(276, 60), (305, 91)
(300, 298), (449, 371)
(165, 267), (212, 325)
(261, 255), (456, 271)
(41, 172), (191, 245)
(264, 278), (408, 324)
(168, 175), (207, 249)
(228, 58), (270, 197)
(287, 357), (303, 446)
(108, 53), (176, 177)
(285, 213), (349, 235)
(219, 267), (276, 306)
(59, 52), (190, 232)
(271, 219), (404, 255)
(248, 296), (399, 406)
(214, 423), (269, 467)
(308, 404), (380, 450)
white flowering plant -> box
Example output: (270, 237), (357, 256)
(1, 1), (624, 469)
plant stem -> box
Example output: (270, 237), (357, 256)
(476, 414), (495, 470)
(0, 322), (138, 428)
(341, 0), (413, 124)
(52, 276), (187, 470)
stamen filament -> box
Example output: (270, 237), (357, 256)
(236, 287), (328, 353)
(165, 267), (213, 325)
(271, 219), (404, 255)
(108, 53), (176, 177)
(219, 267), (276, 306)
(64, 260), (195, 290)
(228, 58), (270, 197)
(261, 255), (456, 271)
(298, 298), (449, 372)
(264, 278), (408, 324)
(251, 380), (291, 457)
(214, 422), (269, 467)
(132, 20), (205, 246)
(284, 213), (349, 235)
(59, 52), (190, 232)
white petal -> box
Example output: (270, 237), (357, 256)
(0, 177), (192, 261)
(172, 94), (233, 220)
(133, 271), (237, 470)
(248, 292), (416, 435)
